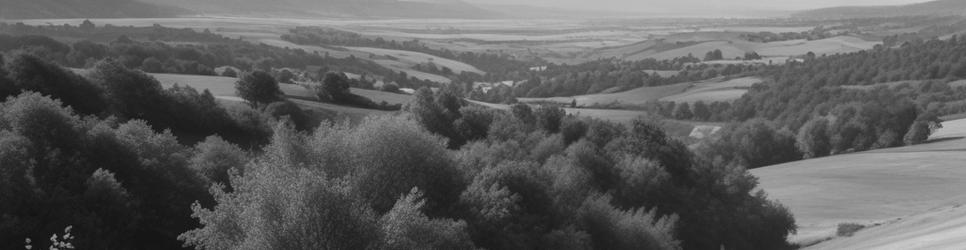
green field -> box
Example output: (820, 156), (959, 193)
(751, 118), (966, 248)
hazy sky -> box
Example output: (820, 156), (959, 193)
(466, 0), (934, 13)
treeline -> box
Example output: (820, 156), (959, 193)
(511, 59), (764, 98)
(691, 36), (966, 168)
(281, 26), (534, 76)
(0, 22), (443, 89)
(0, 54), (797, 249)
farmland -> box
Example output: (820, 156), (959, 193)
(751, 118), (966, 248)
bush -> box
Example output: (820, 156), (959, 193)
(836, 223), (866, 237)
(264, 100), (312, 131)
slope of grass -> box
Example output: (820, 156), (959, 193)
(751, 118), (966, 246)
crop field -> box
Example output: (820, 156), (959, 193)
(519, 77), (760, 106)
(751, 118), (966, 248)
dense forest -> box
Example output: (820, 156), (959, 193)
(0, 48), (797, 249)
(694, 36), (966, 168)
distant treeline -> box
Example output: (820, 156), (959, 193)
(0, 22), (443, 89)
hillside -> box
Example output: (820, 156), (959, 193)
(583, 32), (878, 62)
(0, 0), (183, 19)
(518, 77), (761, 106)
(139, 0), (499, 19)
(751, 118), (966, 247)
(794, 0), (966, 19)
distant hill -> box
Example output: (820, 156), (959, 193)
(0, 0), (183, 19)
(794, 0), (966, 19)
(140, 0), (501, 19)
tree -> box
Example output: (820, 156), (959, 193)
(380, 188), (476, 250)
(189, 136), (248, 189)
(903, 121), (931, 145)
(235, 71), (280, 107)
(80, 19), (96, 30)
(535, 105), (566, 133)
(692, 101), (710, 121)
(221, 67), (238, 78)
(744, 51), (762, 60)
(796, 118), (831, 158)
(704, 49), (723, 61)
(672, 102), (693, 120)
(276, 69), (295, 84)
(140, 57), (162, 73)
(319, 72), (351, 102)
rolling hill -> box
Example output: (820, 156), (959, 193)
(518, 77), (762, 106)
(0, 0), (183, 19)
(751, 117), (966, 248)
(794, 0), (966, 19)
(139, 0), (499, 19)
(583, 32), (879, 62)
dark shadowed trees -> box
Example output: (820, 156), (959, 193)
(235, 70), (281, 108)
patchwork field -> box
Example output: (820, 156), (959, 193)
(585, 33), (879, 62)
(751, 118), (966, 248)
(518, 77), (761, 106)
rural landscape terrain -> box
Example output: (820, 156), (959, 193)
(3, 0), (966, 249)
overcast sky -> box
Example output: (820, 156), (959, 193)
(466, 0), (933, 13)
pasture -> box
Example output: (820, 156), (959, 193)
(751, 118), (966, 248)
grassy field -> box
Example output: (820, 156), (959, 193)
(750, 118), (966, 248)
(348, 46), (484, 75)
(518, 77), (760, 106)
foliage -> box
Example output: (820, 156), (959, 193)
(836, 223), (866, 237)
(700, 119), (802, 169)
(235, 71), (281, 107)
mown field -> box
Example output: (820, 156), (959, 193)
(518, 77), (761, 106)
(751, 118), (966, 248)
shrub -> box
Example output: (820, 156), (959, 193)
(836, 223), (866, 237)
